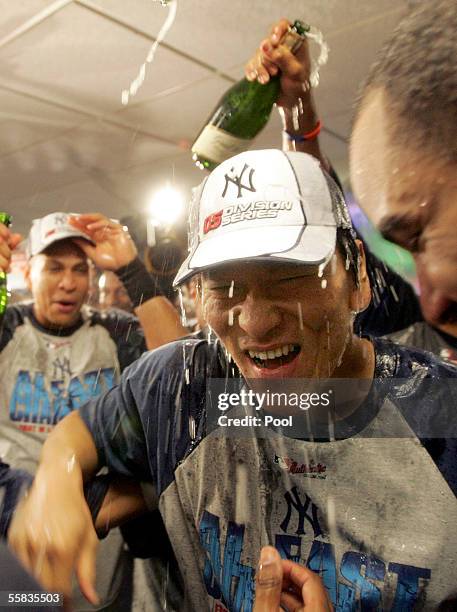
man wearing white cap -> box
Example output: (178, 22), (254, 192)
(0, 211), (179, 472)
(0, 211), (186, 610)
(9, 152), (457, 610)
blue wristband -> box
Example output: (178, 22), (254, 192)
(283, 120), (322, 142)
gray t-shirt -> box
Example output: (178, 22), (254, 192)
(80, 337), (457, 611)
(0, 302), (145, 472)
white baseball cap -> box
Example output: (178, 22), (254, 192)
(174, 150), (352, 285)
(26, 212), (95, 258)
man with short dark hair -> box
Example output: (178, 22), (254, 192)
(9, 150), (457, 611)
(350, 0), (457, 360)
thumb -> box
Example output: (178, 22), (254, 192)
(75, 533), (99, 606)
(10, 233), (23, 250)
(253, 546), (283, 612)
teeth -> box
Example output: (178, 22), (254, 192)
(248, 344), (298, 361)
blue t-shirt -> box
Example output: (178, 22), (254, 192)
(80, 336), (457, 611)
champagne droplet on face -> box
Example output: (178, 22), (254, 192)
(297, 302), (304, 330)
(228, 280), (234, 298)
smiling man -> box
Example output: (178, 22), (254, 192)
(9, 151), (457, 611)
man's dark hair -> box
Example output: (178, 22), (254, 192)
(356, 0), (457, 162)
(323, 171), (361, 288)
(336, 227), (360, 288)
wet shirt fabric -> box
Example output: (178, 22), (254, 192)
(0, 302), (145, 473)
(389, 321), (457, 367)
(79, 337), (457, 612)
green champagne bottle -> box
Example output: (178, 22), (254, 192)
(192, 20), (309, 171)
(0, 213), (11, 319)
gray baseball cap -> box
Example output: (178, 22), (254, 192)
(26, 212), (95, 258)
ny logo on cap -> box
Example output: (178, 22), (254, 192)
(54, 213), (68, 226)
(222, 163), (256, 199)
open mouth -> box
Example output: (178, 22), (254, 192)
(55, 300), (77, 313)
(246, 344), (301, 369)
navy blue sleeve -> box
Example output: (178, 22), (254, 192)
(79, 339), (223, 495)
(378, 337), (457, 497)
(90, 309), (147, 372)
(0, 461), (32, 538)
(0, 304), (27, 353)
(79, 355), (152, 481)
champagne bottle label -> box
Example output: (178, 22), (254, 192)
(192, 125), (249, 165)
(192, 20), (310, 170)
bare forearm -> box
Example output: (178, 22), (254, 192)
(135, 295), (187, 350)
(279, 93), (328, 170)
(95, 479), (147, 533)
(37, 411), (99, 488)
(8, 412), (102, 600)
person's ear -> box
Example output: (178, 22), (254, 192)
(350, 240), (371, 313)
(24, 262), (33, 292)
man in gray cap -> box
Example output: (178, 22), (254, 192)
(9, 151), (457, 611)
(0, 211), (163, 472)
(0, 211), (185, 610)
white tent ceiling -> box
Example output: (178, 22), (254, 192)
(0, 0), (410, 236)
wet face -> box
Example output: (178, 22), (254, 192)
(26, 240), (89, 329)
(98, 271), (132, 312)
(351, 88), (457, 334)
(201, 252), (370, 381)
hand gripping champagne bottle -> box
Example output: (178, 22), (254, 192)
(0, 213), (11, 320)
(192, 20), (309, 171)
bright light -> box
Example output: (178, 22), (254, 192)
(148, 185), (184, 226)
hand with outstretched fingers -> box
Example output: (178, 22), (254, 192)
(8, 475), (99, 608)
(69, 213), (138, 271)
(253, 546), (334, 612)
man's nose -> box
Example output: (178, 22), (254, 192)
(58, 270), (77, 291)
(235, 294), (282, 340)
